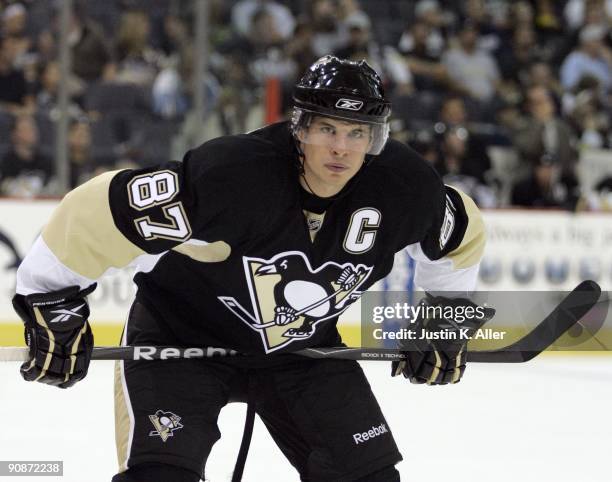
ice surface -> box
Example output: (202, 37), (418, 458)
(1, 356), (611, 482)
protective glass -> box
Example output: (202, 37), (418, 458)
(292, 108), (390, 155)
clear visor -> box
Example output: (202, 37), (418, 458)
(292, 109), (390, 155)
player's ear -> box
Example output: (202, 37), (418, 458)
(295, 125), (308, 143)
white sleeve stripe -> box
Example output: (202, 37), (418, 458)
(405, 242), (480, 294)
(16, 236), (95, 295)
(16, 236), (167, 296)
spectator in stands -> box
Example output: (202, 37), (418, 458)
(35, 28), (56, 65)
(407, 0), (449, 59)
(582, 0), (611, 31)
(153, 42), (220, 121)
(460, 0), (503, 52)
(2, 3), (27, 36)
(62, 4), (114, 86)
(152, 59), (188, 120)
(434, 126), (497, 208)
(114, 10), (160, 86)
(439, 95), (468, 126)
(398, 20), (449, 92)
(435, 95), (491, 179)
(514, 85), (578, 171)
(336, 0), (371, 48)
(157, 13), (189, 58)
(510, 1), (536, 29)
(407, 127), (437, 164)
(284, 20), (317, 81)
(565, 0), (612, 31)
(511, 153), (579, 210)
(497, 25), (542, 86)
(335, 16), (411, 95)
(495, 99), (523, 134)
(215, 58), (252, 135)
(67, 118), (99, 188)
(35, 60), (59, 112)
(0, 115), (52, 197)
(309, 0), (343, 57)
(247, 8), (296, 85)
(442, 20), (501, 102)
(2, 3), (31, 66)
(35, 60), (83, 117)
(231, 0), (295, 41)
(526, 61), (564, 102)
(0, 35), (33, 114)
(564, 76), (610, 148)
(560, 24), (612, 92)
(335, 16), (379, 67)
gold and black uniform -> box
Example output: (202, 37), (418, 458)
(16, 121), (485, 481)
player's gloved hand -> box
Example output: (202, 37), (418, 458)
(391, 295), (495, 385)
(12, 284), (96, 389)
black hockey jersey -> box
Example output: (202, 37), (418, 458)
(16, 122), (485, 354)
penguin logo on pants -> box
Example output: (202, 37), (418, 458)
(219, 251), (373, 352)
(148, 410), (184, 442)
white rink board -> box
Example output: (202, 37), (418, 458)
(481, 210), (612, 291)
(0, 357), (611, 482)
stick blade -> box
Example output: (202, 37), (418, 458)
(468, 280), (602, 363)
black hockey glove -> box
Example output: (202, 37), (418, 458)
(391, 295), (495, 385)
(12, 284), (96, 389)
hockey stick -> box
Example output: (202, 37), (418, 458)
(0, 280), (602, 363)
(469, 279), (602, 362)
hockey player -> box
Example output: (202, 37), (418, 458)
(13, 56), (486, 481)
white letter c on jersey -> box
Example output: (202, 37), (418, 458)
(343, 208), (381, 254)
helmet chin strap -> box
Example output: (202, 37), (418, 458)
(300, 171), (326, 198)
(296, 145), (327, 199)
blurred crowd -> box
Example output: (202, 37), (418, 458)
(0, 0), (610, 211)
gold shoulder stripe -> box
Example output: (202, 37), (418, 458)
(172, 240), (231, 263)
(446, 188), (486, 270)
(43, 171), (146, 280)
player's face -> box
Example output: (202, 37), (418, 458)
(298, 116), (370, 197)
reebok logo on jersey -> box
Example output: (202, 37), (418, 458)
(335, 98), (363, 111)
(352, 423), (388, 444)
(49, 303), (86, 323)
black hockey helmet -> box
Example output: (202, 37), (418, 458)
(291, 55), (391, 155)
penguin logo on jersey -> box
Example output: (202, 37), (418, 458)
(219, 251), (372, 353)
(148, 410), (183, 442)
